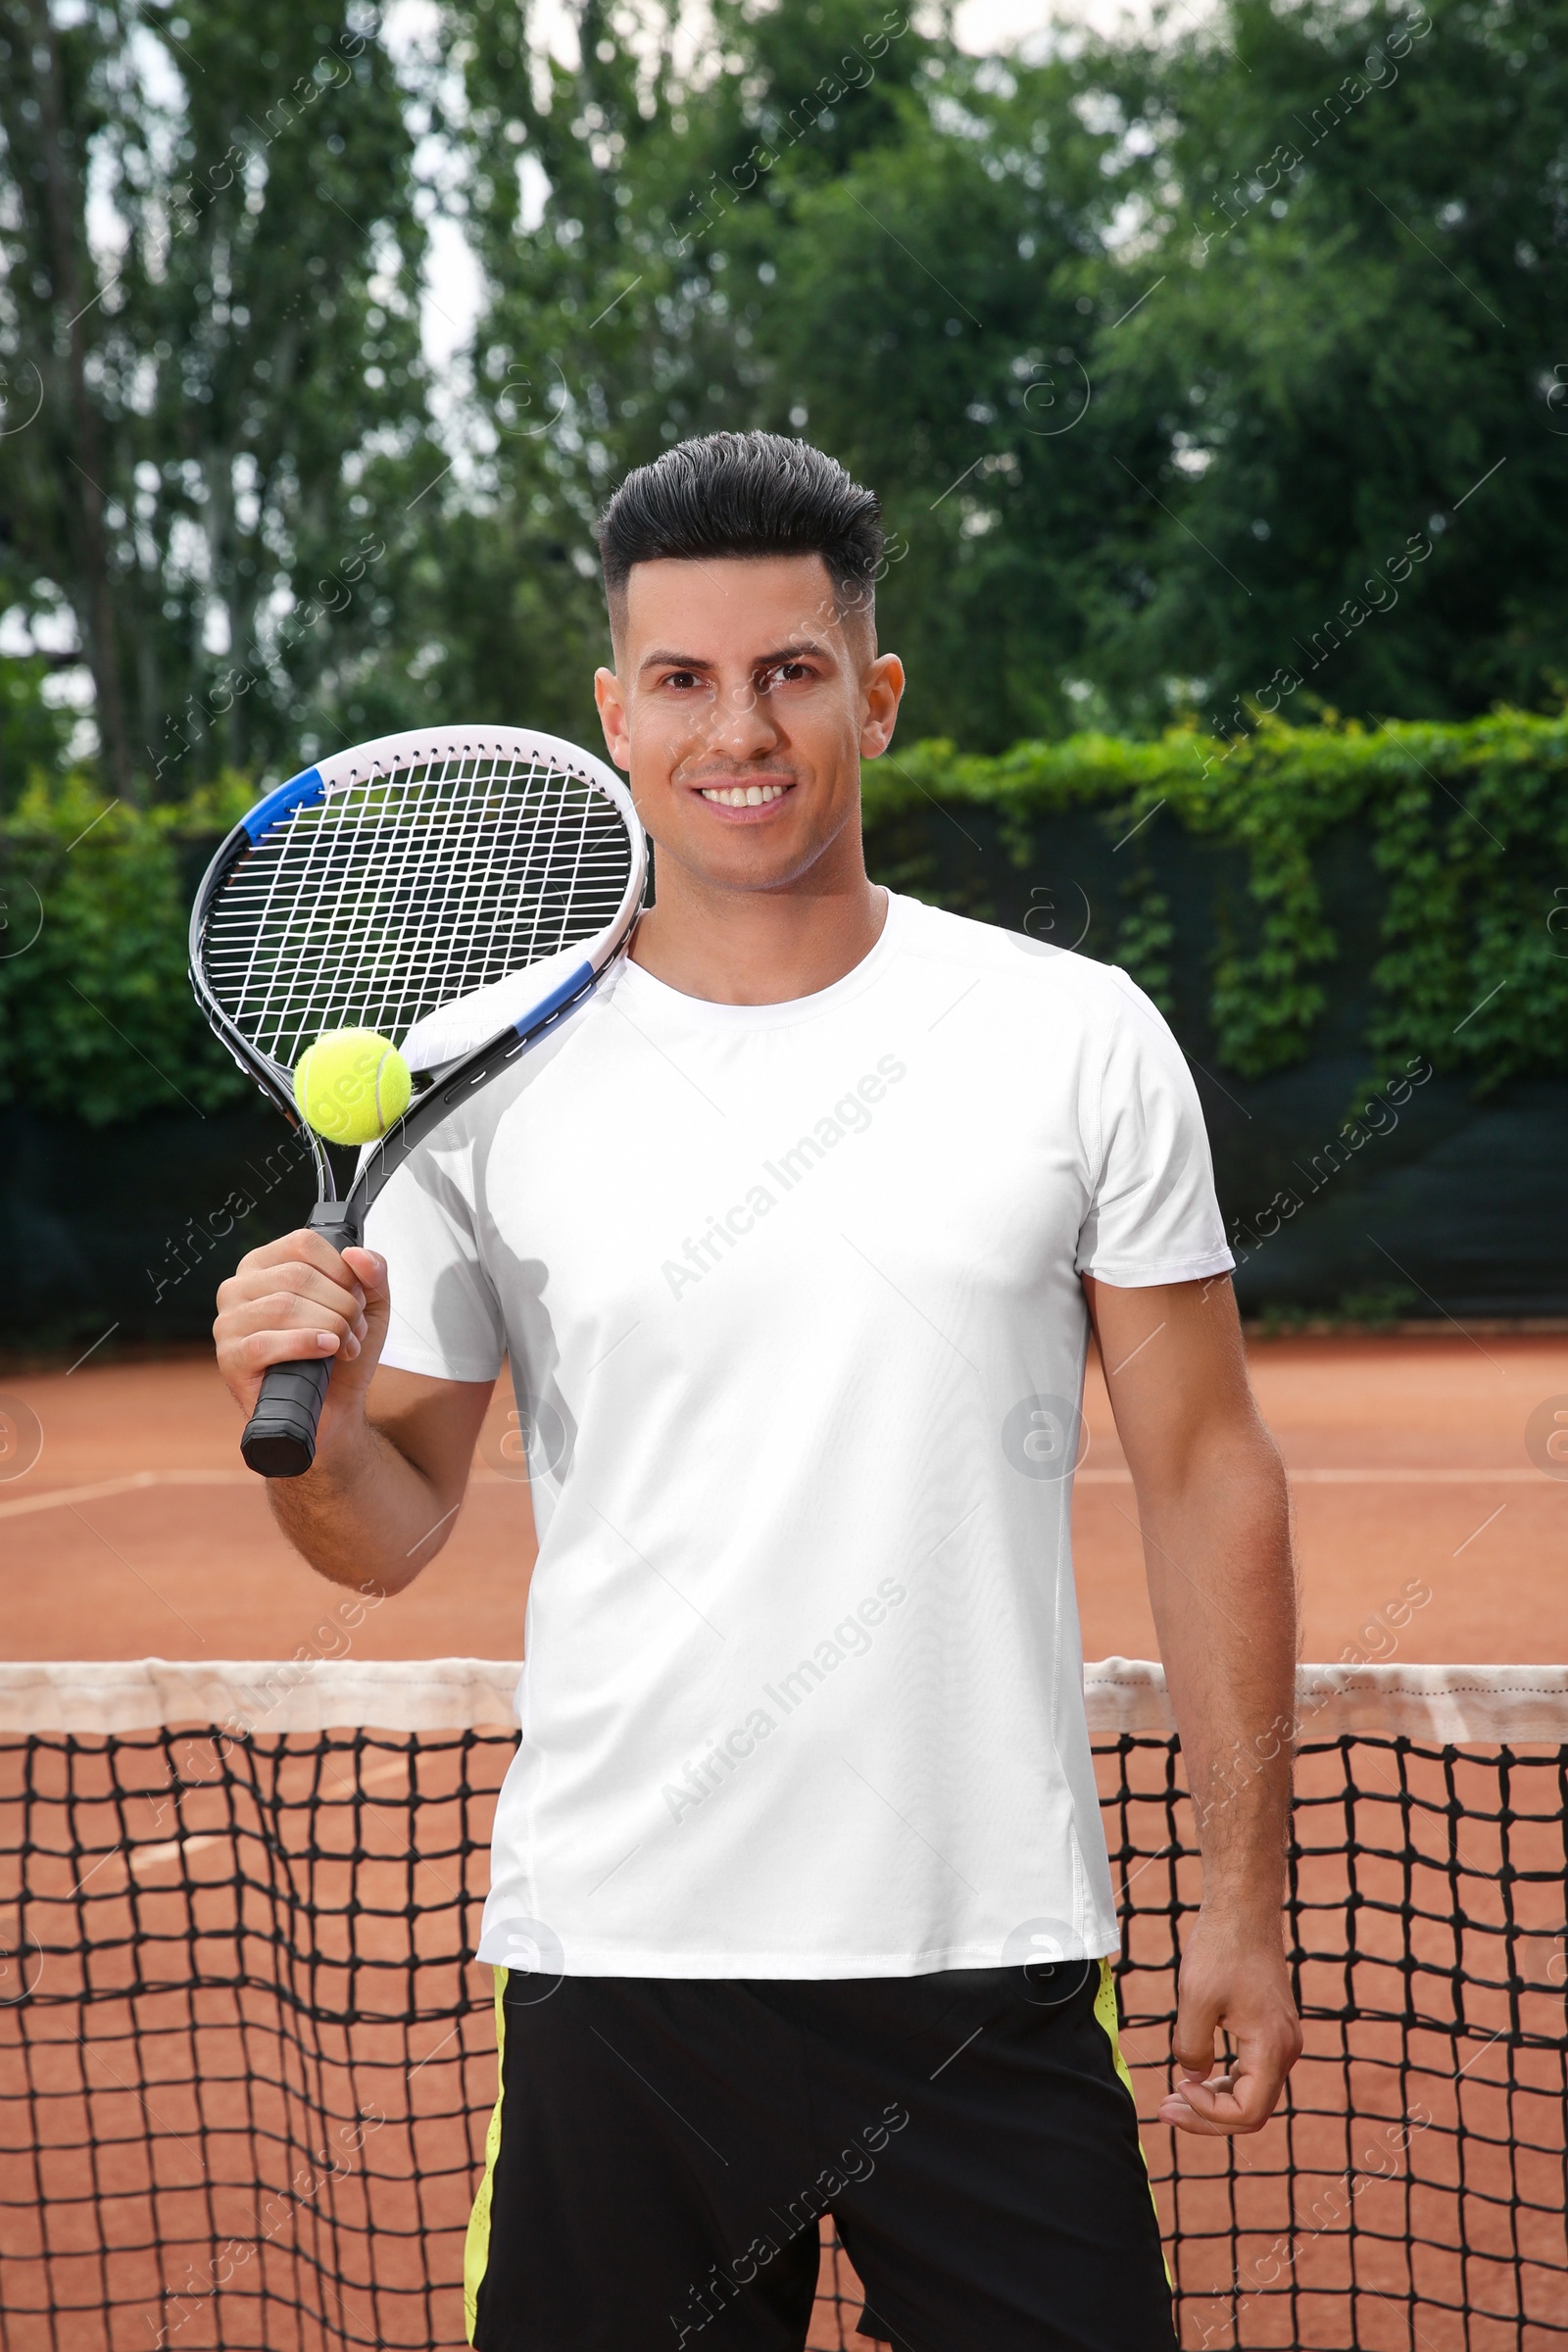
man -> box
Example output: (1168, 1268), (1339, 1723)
(215, 430), (1300, 2351)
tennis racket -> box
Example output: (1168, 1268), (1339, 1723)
(190, 724), (646, 1478)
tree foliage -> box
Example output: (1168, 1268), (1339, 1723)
(0, 0), (436, 796)
(414, 0), (1568, 748)
(0, 0), (1564, 780)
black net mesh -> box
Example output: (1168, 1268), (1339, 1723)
(1, 1719), (1564, 2352)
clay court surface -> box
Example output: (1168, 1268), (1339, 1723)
(1, 1330), (1562, 1667)
(2, 1332), (1566, 2352)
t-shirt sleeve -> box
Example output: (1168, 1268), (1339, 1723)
(362, 1147), (507, 1382)
(1075, 968), (1236, 1287)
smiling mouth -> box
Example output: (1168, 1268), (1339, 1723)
(695, 780), (793, 808)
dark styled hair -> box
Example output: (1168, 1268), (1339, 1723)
(597, 431), (883, 632)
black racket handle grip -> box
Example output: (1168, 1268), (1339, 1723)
(240, 1204), (362, 1478)
(241, 1358), (332, 1478)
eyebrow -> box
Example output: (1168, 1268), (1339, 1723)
(638, 640), (834, 674)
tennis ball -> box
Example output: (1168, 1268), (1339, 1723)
(293, 1029), (413, 1145)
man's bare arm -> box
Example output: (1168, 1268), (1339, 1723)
(1083, 1272), (1302, 2135)
(214, 1230), (494, 1592)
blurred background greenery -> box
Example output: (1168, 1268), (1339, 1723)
(1, 0), (1565, 1335)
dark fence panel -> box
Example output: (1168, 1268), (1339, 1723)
(0, 1106), (317, 1349)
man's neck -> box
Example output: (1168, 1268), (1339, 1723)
(629, 866), (888, 1006)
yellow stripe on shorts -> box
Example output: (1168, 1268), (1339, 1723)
(464, 1967), (510, 2344)
(1092, 1955), (1172, 2286)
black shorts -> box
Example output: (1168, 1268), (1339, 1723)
(465, 1955), (1175, 2352)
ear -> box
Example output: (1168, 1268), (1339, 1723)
(594, 666), (632, 771)
(859, 653), (905, 760)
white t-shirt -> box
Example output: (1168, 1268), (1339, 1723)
(368, 890), (1233, 1979)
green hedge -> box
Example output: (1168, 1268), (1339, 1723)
(2, 714), (1565, 1126)
(866, 710), (1568, 1089)
(0, 773), (259, 1126)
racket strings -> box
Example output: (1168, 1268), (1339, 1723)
(202, 754), (633, 1068)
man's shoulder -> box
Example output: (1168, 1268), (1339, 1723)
(889, 893), (1157, 1029)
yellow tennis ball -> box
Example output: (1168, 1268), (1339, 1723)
(293, 1029), (413, 1145)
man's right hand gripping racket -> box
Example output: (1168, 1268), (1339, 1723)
(190, 725), (646, 1478)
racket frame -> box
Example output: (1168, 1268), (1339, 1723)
(188, 724), (646, 1474)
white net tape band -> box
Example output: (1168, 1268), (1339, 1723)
(2, 1658), (1566, 1741)
(1083, 1657), (1568, 1742)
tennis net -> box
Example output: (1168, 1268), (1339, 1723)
(1, 1657), (1565, 2352)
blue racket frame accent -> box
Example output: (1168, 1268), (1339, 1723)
(514, 960), (594, 1037)
(241, 766), (326, 842)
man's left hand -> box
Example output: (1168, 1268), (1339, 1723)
(1158, 1904), (1302, 2135)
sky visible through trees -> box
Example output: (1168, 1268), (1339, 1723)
(0, 0), (1563, 796)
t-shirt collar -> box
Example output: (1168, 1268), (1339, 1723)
(611, 888), (903, 1032)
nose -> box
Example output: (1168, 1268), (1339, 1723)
(698, 675), (779, 762)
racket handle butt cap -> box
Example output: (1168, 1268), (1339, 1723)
(242, 1357), (332, 1478)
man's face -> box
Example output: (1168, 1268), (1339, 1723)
(593, 554), (904, 895)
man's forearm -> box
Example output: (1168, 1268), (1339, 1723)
(1090, 1275), (1302, 2130)
(268, 1409), (454, 1593)
(1138, 1426), (1297, 1910)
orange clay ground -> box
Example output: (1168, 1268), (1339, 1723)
(1, 1331), (1562, 1668)
(1, 1332), (1564, 2352)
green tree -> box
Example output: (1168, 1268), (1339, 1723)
(4, 0), (1564, 778)
(736, 41), (1156, 747)
(0, 654), (72, 801)
(0, 0), (436, 798)
(418, 0), (944, 743)
(1084, 0), (1568, 730)
(438, 0), (1567, 748)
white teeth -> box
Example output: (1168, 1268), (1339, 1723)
(699, 782), (787, 807)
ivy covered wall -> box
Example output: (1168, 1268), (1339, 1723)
(862, 710), (1568, 1094)
(2, 714), (1565, 1342)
